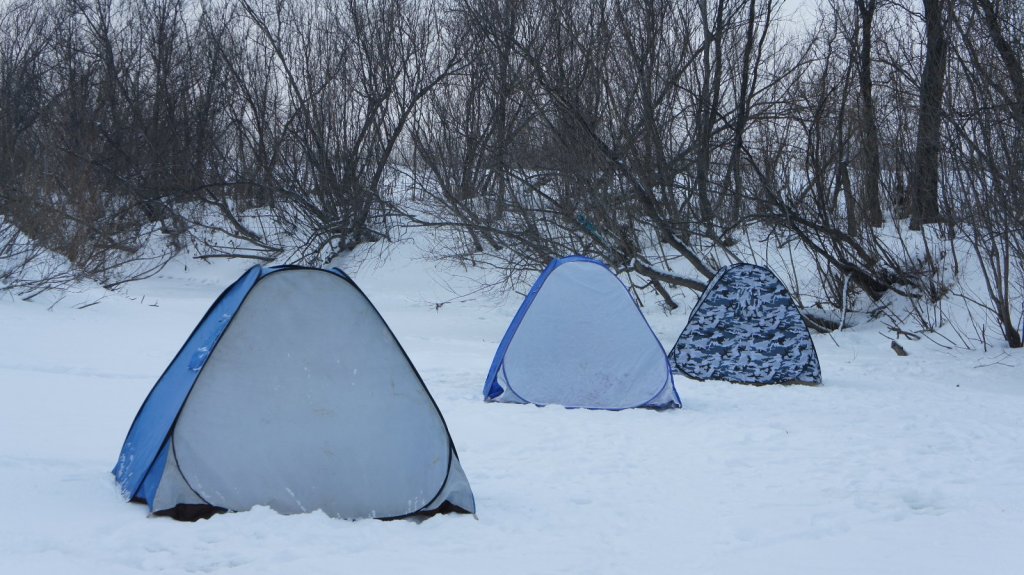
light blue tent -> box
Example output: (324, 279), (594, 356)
(669, 263), (822, 385)
(113, 265), (474, 521)
(484, 256), (680, 410)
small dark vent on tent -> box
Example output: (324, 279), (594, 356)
(113, 265), (475, 521)
(669, 263), (822, 386)
(484, 256), (680, 410)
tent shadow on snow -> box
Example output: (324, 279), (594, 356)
(113, 265), (475, 521)
(484, 256), (680, 410)
(668, 263), (822, 386)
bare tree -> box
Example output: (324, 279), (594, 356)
(232, 0), (456, 263)
(410, 0), (805, 307)
(852, 0), (884, 227)
(907, 0), (950, 229)
(944, 0), (1024, 347)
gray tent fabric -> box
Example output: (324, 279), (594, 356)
(118, 266), (475, 520)
(484, 257), (679, 409)
(669, 263), (822, 386)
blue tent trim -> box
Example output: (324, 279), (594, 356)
(112, 265), (351, 502)
(483, 256), (679, 410)
(482, 256), (586, 400)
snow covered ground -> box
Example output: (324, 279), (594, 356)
(1, 237), (1022, 574)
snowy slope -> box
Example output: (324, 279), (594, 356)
(1, 237), (1022, 574)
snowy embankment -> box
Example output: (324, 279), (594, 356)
(1, 237), (1022, 574)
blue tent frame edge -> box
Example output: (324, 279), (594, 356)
(483, 255), (680, 410)
(113, 263), (474, 520)
(113, 264), (264, 501)
(670, 262), (822, 385)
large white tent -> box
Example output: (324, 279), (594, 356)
(113, 265), (474, 520)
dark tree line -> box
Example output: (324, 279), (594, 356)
(0, 0), (449, 288)
(0, 0), (1021, 347)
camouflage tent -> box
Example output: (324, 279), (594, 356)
(669, 263), (821, 385)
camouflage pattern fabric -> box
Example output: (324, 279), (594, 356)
(669, 263), (822, 385)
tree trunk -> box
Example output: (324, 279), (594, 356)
(908, 0), (948, 230)
(695, 0), (725, 232)
(975, 0), (1024, 127)
(726, 0), (760, 227)
(855, 0), (883, 227)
